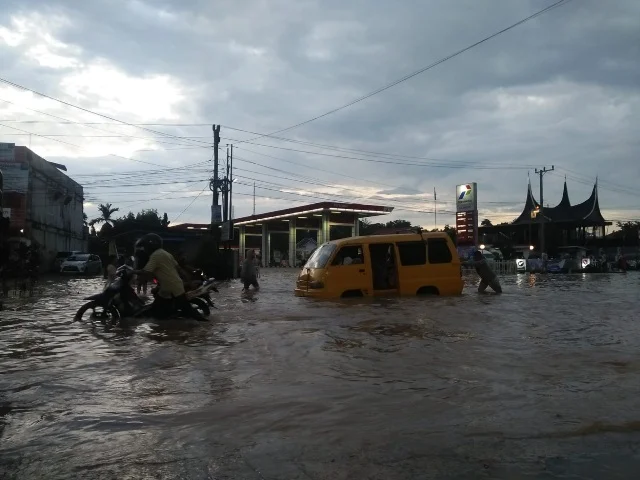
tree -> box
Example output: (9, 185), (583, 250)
(481, 218), (493, 227)
(161, 212), (170, 228)
(91, 203), (119, 228)
(82, 212), (88, 228)
(385, 219), (412, 229)
(443, 224), (457, 244)
(358, 218), (413, 235)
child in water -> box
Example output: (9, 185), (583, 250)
(241, 250), (260, 292)
(473, 251), (502, 294)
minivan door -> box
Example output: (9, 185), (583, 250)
(329, 244), (370, 297)
(369, 243), (399, 294)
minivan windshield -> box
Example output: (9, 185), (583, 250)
(304, 243), (337, 269)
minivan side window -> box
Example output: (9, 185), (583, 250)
(331, 245), (364, 265)
(428, 238), (453, 264)
(396, 241), (426, 266)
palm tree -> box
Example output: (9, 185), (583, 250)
(91, 203), (119, 228)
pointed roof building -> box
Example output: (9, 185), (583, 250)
(513, 179), (605, 226)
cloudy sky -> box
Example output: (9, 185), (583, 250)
(0, 0), (639, 229)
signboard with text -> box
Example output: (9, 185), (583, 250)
(455, 182), (479, 246)
(456, 183), (477, 212)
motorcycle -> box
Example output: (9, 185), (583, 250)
(74, 266), (209, 325)
(149, 269), (219, 316)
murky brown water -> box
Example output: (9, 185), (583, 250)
(1, 270), (640, 479)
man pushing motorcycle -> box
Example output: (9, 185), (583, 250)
(132, 233), (208, 321)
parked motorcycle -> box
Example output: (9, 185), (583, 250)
(74, 266), (210, 325)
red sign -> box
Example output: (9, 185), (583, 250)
(456, 211), (477, 245)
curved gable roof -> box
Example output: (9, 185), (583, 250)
(512, 179), (605, 225)
(513, 180), (540, 224)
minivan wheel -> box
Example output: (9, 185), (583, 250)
(417, 286), (439, 295)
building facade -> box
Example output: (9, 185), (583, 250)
(0, 143), (86, 265)
(170, 201), (394, 267)
(479, 179), (610, 253)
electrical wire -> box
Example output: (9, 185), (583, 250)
(234, 0), (572, 143)
(0, 78), (216, 149)
(0, 97), (212, 149)
(233, 141), (532, 169)
(172, 184), (210, 222)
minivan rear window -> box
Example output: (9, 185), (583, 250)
(304, 243), (337, 269)
(428, 238), (452, 264)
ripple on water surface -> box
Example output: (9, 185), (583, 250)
(1, 271), (640, 479)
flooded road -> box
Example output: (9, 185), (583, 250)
(1, 270), (640, 479)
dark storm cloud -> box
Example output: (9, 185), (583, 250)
(0, 0), (639, 226)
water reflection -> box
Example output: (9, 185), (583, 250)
(1, 270), (639, 478)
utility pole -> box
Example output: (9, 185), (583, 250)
(210, 125), (221, 227)
(229, 144), (234, 220)
(222, 144), (230, 223)
(534, 165), (554, 255)
(434, 187), (437, 230)
(253, 182), (256, 215)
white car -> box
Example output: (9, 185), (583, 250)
(60, 254), (103, 275)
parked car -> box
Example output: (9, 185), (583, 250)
(60, 253), (103, 275)
(53, 250), (83, 272)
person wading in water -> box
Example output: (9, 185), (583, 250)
(473, 250), (502, 294)
(241, 250), (260, 292)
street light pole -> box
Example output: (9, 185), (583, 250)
(535, 165), (554, 255)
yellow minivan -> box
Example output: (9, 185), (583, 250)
(294, 231), (463, 298)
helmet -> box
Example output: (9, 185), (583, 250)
(134, 233), (163, 268)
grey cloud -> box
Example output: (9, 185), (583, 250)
(1, 0), (639, 226)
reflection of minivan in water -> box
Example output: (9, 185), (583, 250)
(295, 232), (463, 298)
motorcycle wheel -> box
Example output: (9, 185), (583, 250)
(74, 301), (121, 325)
(190, 297), (210, 317)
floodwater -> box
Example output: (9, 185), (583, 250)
(1, 270), (640, 480)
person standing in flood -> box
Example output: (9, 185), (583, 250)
(473, 250), (502, 294)
(241, 249), (260, 292)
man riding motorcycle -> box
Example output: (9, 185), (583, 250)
(132, 233), (207, 321)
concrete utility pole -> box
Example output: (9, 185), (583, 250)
(210, 124), (221, 226)
(222, 144), (230, 223)
(229, 144), (234, 220)
(535, 165), (554, 254)
(434, 187), (437, 230)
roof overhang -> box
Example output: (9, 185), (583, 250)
(233, 202), (393, 226)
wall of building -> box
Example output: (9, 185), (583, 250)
(3, 146), (86, 267)
(25, 147), (86, 262)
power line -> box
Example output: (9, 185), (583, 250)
(220, 125), (538, 169)
(235, 0), (572, 143)
(0, 121), (190, 168)
(171, 184), (210, 222)
(0, 97), (212, 149)
(233, 141), (532, 169)
(0, 78), (215, 149)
